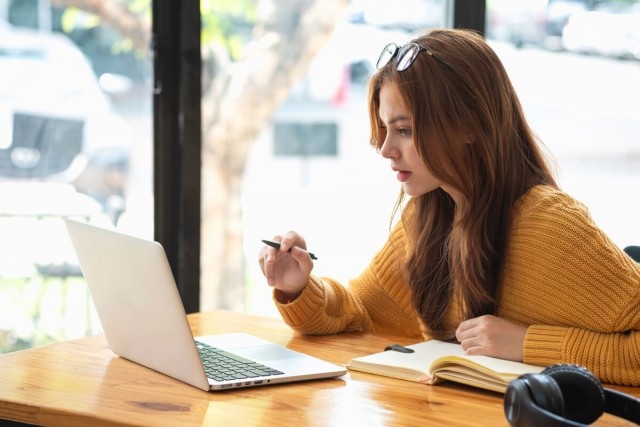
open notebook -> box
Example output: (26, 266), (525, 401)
(64, 219), (346, 391)
(348, 340), (544, 393)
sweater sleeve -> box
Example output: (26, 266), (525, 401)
(272, 275), (368, 334)
(498, 186), (640, 385)
(273, 222), (423, 338)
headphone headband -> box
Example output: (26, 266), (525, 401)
(605, 387), (640, 424)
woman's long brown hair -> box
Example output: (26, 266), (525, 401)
(368, 29), (557, 338)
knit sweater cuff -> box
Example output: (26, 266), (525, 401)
(523, 325), (567, 366)
(273, 276), (324, 328)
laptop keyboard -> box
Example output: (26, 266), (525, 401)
(196, 341), (284, 382)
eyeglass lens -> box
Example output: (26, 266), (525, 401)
(376, 43), (398, 70)
(396, 44), (422, 71)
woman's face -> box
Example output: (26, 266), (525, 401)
(378, 82), (444, 198)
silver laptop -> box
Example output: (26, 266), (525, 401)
(64, 219), (346, 391)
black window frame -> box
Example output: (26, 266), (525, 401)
(152, 0), (201, 313)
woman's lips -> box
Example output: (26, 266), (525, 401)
(396, 171), (411, 182)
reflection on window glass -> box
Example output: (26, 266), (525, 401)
(485, 0), (640, 252)
(0, 0), (152, 353)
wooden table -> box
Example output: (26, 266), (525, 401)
(0, 310), (638, 426)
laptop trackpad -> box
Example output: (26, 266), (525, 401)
(232, 345), (304, 362)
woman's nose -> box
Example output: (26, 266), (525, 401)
(380, 137), (397, 159)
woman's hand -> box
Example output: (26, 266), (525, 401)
(455, 315), (527, 362)
(258, 231), (314, 301)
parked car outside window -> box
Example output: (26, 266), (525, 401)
(0, 20), (131, 221)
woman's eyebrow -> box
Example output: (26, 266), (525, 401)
(386, 115), (412, 125)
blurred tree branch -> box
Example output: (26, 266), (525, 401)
(49, 0), (150, 52)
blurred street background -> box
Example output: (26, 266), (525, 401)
(1, 0), (638, 350)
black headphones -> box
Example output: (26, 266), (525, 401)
(504, 364), (640, 426)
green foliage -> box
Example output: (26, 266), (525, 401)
(129, 0), (149, 14)
(201, 0), (256, 60)
(60, 7), (100, 33)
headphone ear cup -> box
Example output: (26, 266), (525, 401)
(505, 373), (565, 427)
(542, 364), (605, 425)
(524, 374), (566, 416)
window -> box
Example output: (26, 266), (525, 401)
(0, 0), (152, 352)
(486, 0), (640, 249)
(201, 0), (639, 319)
(199, 1), (451, 316)
(4, 1), (635, 353)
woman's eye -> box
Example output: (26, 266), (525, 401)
(398, 128), (412, 136)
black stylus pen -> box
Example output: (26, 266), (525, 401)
(261, 239), (317, 260)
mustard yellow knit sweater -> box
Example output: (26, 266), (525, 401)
(273, 185), (640, 386)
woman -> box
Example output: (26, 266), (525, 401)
(258, 28), (640, 386)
